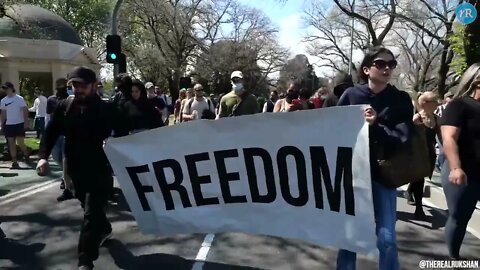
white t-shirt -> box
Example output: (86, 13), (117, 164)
(29, 95), (48, 117)
(1, 94), (27, 125)
(183, 97), (214, 120)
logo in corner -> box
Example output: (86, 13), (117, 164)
(456, 3), (477, 25)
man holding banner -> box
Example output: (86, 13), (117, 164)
(104, 102), (379, 258)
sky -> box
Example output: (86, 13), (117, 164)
(237, 0), (319, 72)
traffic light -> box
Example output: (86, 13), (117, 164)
(118, 53), (127, 73)
(106, 35), (121, 63)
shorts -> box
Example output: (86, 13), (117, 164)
(4, 123), (25, 138)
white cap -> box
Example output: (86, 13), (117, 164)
(145, 82), (154, 89)
(231, 71), (243, 79)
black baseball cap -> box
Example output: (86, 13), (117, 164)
(67, 66), (97, 84)
(1, 82), (14, 89)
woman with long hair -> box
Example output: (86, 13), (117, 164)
(406, 91), (439, 219)
(122, 80), (164, 134)
(336, 47), (414, 270)
(440, 63), (480, 260)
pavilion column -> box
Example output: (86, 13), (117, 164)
(3, 62), (20, 93)
(51, 63), (65, 91)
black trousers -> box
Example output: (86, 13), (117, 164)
(71, 171), (112, 268)
(407, 179), (425, 207)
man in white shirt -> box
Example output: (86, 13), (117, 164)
(182, 83), (215, 121)
(0, 82), (30, 169)
(29, 88), (48, 139)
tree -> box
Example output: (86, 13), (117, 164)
(192, 1), (288, 96)
(394, 0), (459, 96)
(16, 0), (112, 58)
(449, 23), (468, 75)
(464, 0), (480, 66)
(303, 0), (397, 79)
(392, 24), (443, 91)
(277, 54), (324, 94)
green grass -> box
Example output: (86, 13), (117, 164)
(25, 138), (40, 151)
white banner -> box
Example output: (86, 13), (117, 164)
(104, 105), (377, 256)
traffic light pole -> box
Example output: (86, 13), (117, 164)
(111, 0), (124, 79)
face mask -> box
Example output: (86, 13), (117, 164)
(320, 95), (328, 100)
(67, 89), (74, 96)
(232, 82), (244, 92)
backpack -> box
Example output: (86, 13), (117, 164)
(187, 98), (215, 119)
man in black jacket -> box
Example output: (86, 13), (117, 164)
(37, 67), (115, 270)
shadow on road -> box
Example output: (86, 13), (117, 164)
(0, 189), (9, 196)
(0, 234), (46, 270)
(106, 239), (263, 270)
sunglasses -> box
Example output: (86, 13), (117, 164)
(371, 59), (397, 70)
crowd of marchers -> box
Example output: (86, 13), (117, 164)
(0, 44), (478, 270)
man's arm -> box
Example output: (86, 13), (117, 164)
(262, 102), (268, 113)
(182, 99), (194, 121)
(38, 102), (64, 160)
(0, 109), (5, 129)
(273, 99), (282, 112)
(23, 106), (28, 126)
(29, 98), (39, 112)
(217, 97), (231, 119)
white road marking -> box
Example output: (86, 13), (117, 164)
(0, 181), (59, 206)
(0, 178), (60, 200)
(191, 233), (215, 270)
(398, 186), (480, 240)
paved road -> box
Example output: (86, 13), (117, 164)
(1, 179), (480, 270)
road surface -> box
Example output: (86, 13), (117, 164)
(1, 178), (479, 270)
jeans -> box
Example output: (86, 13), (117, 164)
(442, 161), (480, 258)
(337, 181), (399, 270)
(51, 136), (65, 169)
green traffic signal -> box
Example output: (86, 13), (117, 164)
(110, 53), (117, 60)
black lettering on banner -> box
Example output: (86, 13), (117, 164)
(214, 149), (248, 204)
(310, 146), (355, 216)
(152, 159), (192, 210)
(185, 153), (220, 206)
(126, 165), (154, 211)
(243, 148), (276, 203)
(277, 146), (309, 206)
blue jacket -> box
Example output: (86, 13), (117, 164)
(337, 84), (414, 179)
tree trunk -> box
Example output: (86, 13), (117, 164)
(464, 0), (480, 66)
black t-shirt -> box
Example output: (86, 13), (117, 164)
(47, 94), (68, 114)
(440, 96), (480, 178)
(148, 96), (166, 110)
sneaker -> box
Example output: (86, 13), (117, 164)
(57, 189), (74, 202)
(78, 265), (92, 270)
(404, 191), (415, 205)
(10, 162), (20, 169)
(99, 230), (112, 246)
